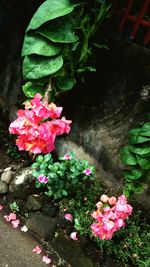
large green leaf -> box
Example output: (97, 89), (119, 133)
(22, 33), (61, 57)
(23, 55), (63, 80)
(22, 81), (45, 98)
(27, 0), (74, 31)
(140, 130), (150, 137)
(123, 169), (143, 181)
(143, 121), (150, 130)
(128, 127), (141, 136)
(120, 146), (137, 165)
(38, 16), (78, 43)
(56, 76), (75, 90)
(129, 145), (150, 155)
(136, 155), (150, 170)
(129, 135), (149, 144)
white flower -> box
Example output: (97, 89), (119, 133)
(21, 225), (28, 232)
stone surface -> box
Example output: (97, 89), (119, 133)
(9, 167), (39, 199)
(26, 212), (57, 240)
(0, 213), (48, 267)
(27, 194), (43, 211)
(52, 235), (94, 267)
(0, 180), (9, 193)
(1, 170), (14, 184)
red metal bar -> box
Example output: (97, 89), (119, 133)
(119, 0), (133, 32)
(116, 12), (150, 28)
(130, 0), (150, 39)
(144, 28), (150, 43)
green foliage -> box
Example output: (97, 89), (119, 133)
(6, 143), (21, 159)
(120, 119), (150, 196)
(9, 201), (20, 212)
(60, 180), (103, 236)
(32, 152), (95, 200)
(21, 0), (111, 98)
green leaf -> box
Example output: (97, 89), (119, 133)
(129, 145), (150, 155)
(120, 146), (137, 165)
(143, 121), (150, 130)
(56, 76), (75, 90)
(136, 155), (150, 170)
(36, 155), (44, 163)
(23, 55), (63, 80)
(140, 130), (150, 137)
(122, 169), (143, 181)
(128, 127), (141, 136)
(27, 0), (74, 31)
(32, 171), (40, 178)
(44, 154), (52, 163)
(31, 162), (40, 169)
(38, 16), (78, 43)
(62, 189), (68, 196)
(22, 82), (45, 98)
(22, 32), (61, 57)
(129, 135), (149, 144)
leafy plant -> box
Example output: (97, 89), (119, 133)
(32, 152), (95, 200)
(9, 201), (20, 212)
(120, 120), (150, 196)
(21, 0), (111, 99)
(6, 143), (21, 159)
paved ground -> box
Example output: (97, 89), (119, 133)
(0, 213), (48, 267)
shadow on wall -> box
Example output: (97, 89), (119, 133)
(0, 0), (42, 121)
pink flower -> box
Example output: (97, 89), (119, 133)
(9, 94), (71, 155)
(11, 219), (20, 228)
(108, 196), (117, 205)
(63, 154), (72, 160)
(70, 232), (78, 241)
(4, 213), (17, 222)
(83, 168), (92, 176)
(64, 213), (73, 221)
(100, 194), (109, 203)
(38, 175), (49, 184)
(32, 245), (42, 254)
(96, 201), (103, 210)
(0, 204), (3, 210)
(42, 256), (51, 264)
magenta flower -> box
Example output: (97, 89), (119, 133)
(83, 168), (92, 175)
(64, 213), (73, 221)
(38, 174), (49, 184)
(42, 256), (51, 264)
(63, 154), (72, 160)
(70, 232), (78, 241)
(0, 204), (3, 210)
(32, 245), (42, 254)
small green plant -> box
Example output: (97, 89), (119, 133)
(9, 201), (20, 212)
(120, 120), (150, 196)
(32, 152), (95, 200)
(6, 143), (21, 159)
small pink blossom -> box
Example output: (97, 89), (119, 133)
(64, 213), (73, 221)
(83, 168), (92, 176)
(63, 154), (72, 160)
(0, 204), (3, 210)
(108, 196), (117, 205)
(70, 232), (78, 241)
(96, 201), (103, 209)
(38, 174), (49, 184)
(4, 213), (17, 222)
(100, 194), (109, 203)
(32, 245), (42, 254)
(11, 219), (20, 228)
(42, 256), (52, 264)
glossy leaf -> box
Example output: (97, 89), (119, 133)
(123, 169), (143, 181)
(38, 16), (78, 43)
(56, 76), (75, 90)
(22, 33), (61, 57)
(23, 55), (63, 80)
(22, 82), (45, 98)
(136, 156), (150, 170)
(129, 135), (149, 144)
(120, 146), (137, 165)
(129, 145), (150, 155)
(27, 0), (74, 31)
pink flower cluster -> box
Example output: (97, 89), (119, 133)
(32, 245), (51, 264)
(4, 212), (20, 228)
(91, 194), (133, 240)
(9, 93), (72, 154)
